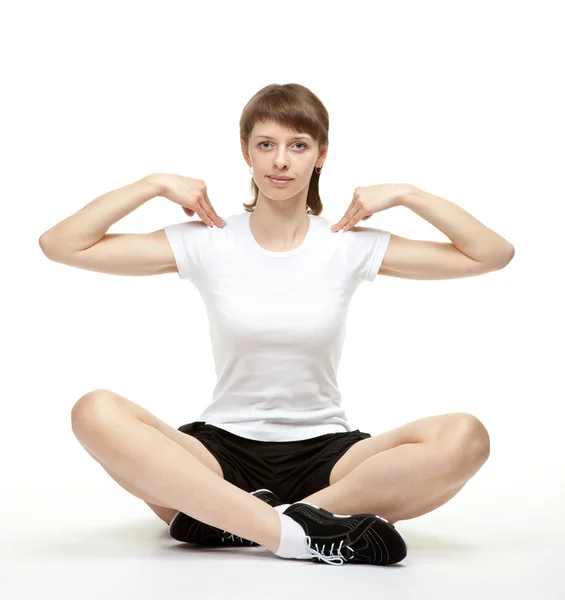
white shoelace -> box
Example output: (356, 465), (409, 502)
(297, 535), (351, 566)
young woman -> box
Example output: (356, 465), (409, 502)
(39, 83), (513, 566)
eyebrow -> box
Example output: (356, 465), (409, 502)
(256, 134), (311, 141)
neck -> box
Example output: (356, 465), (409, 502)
(250, 200), (310, 244)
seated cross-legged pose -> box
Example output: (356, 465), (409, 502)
(39, 83), (513, 567)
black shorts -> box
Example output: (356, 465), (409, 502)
(177, 421), (372, 505)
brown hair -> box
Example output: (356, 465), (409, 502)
(239, 83), (329, 216)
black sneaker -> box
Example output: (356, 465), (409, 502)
(168, 488), (283, 546)
(282, 501), (407, 566)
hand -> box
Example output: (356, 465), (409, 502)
(330, 184), (412, 231)
(149, 173), (226, 228)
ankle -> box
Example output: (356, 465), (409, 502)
(257, 507), (283, 554)
(272, 511), (311, 560)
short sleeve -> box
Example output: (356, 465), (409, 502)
(350, 226), (392, 283)
(164, 220), (210, 281)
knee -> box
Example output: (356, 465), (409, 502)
(444, 413), (491, 475)
(71, 389), (118, 435)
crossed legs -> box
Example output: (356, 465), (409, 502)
(72, 390), (490, 549)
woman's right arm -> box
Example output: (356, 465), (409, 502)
(39, 173), (225, 276)
(38, 174), (180, 276)
(39, 175), (162, 255)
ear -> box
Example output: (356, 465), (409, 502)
(318, 141), (329, 166)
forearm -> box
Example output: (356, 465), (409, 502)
(39, 175), (162, 254)
(399, 185), (515, 265)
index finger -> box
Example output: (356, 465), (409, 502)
(331, 199), (355, 230)
(203, 190), (226, 227)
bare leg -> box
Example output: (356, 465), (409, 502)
(71, 395), (282, 553)
(300, 441), (486, 523)
(79, 441), (179, 524)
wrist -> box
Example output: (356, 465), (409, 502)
(396, 184), (420, 207)
(141, 173), (164, 197)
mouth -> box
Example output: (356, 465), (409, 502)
(268, 176), (294, 185)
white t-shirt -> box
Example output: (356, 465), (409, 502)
(164, 210), (391, 442)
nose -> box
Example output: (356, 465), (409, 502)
(273, 149), (291, 167)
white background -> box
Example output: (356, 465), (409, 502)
(2, 0), (563, 597)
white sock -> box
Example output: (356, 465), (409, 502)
(272, 505), (311, 560)
(274, 503), (292, 515)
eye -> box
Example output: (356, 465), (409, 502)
(258, 141), (308, 150)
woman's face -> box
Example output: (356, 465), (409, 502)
(245, 120), (325, 198)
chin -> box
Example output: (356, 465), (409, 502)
(261, 183), (304, 200)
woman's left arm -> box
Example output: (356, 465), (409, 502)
(399, 185), (515, 265)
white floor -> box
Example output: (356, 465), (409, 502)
(2, 476), (563, 599)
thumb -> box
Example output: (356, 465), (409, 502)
(182, 206), (195, 217)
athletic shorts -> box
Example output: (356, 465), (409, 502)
(177, 421), (372, 505)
